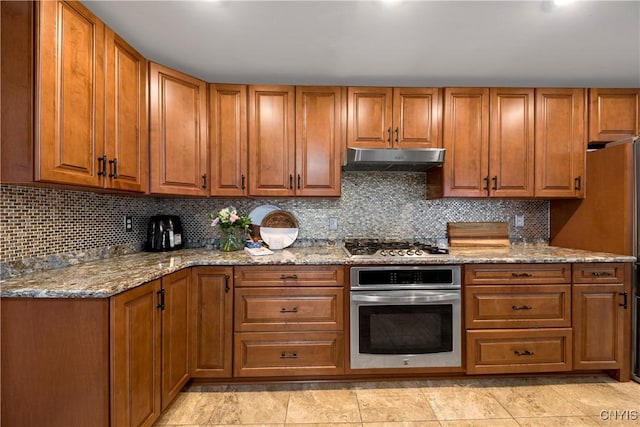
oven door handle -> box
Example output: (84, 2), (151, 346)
(351, 292), (459, 304)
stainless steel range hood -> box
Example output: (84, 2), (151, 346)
(343, 147), (445, 172)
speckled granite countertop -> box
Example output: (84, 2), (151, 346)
(0, 245), (634, 298)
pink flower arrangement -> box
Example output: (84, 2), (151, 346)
(209, 206), (251, 231)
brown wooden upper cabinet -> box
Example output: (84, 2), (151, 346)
(209, 84), (248, 196)
(36, 0), (105, 188)
(248, 85), (296, 197)
(428, 88), (534, 198)
(3, 1), (148, 192)
(588, 88), (640, 143)
(347, 87), (441, 149)
(534, 88), (586, 198)
(295, 86), (344, 196)
(104, 30), (149, 193)
(149, 63), (208, 196)
(248, 85), (343, 197)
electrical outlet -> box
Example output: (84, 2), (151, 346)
(125, 216), (133, 232)
(515, 214), (524, 228)
(329, 217), (338, 230)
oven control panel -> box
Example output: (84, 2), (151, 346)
(350, 265), (461, 290)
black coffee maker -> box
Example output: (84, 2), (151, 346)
(145, 215), (184, 251)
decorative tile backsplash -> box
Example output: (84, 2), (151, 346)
(1, 174), (548, 278)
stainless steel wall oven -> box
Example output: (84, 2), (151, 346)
(349, 265), (462, 369)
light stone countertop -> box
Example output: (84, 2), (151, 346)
(0, 245), (634, 298)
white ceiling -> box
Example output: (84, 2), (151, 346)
(83, 0), (640, 87)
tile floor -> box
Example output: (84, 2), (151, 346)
(155, 376), (640, 426)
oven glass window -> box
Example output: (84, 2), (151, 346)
(359, 305), (453, 354)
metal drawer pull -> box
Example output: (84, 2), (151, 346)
(157, 289), (165, 310)
(280, 352), (298, 359)
(620, 291), (628, 309)
(574, 176), (582, 191)
(591, 271), (613, 277)
(512, 272), (533, 278)
(514, 350), (534, 357)
(279, 274), (298, 280)
(97, 155), (107, 177)
(280, 307), (298, 313)
(512, 305), (533, 310)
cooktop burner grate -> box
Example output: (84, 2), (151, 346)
(343, 239), (449, 258)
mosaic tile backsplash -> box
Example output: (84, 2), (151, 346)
(1, 173), (548, 277)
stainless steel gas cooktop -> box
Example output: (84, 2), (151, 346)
(343, 239), (449, 259)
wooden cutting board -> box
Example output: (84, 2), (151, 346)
(448, 222), (510, 247)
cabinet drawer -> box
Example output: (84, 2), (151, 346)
(573, 263), (626, 283)
(465, 264), (571, 285)
(233, 332), (344, 377)
(465, 285), (571, 328)
(235, 287), (344, 332)
(466, 328), (572, 374)
(234, 265), (345, 287)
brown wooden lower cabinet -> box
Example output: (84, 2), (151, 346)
(1, 298), (110, 427)
(160, 269), (191, 409)
(233, 265), (346, 378)
(234, 332), (344, 377)
(464, 264), (574, 376)
(190, 266), (234, 378)
(572, 263), (632, 380)
(234, 286), (344, 332)
(2, 262), (635, 427)
(573, 283), (626, 371)
(465, 284), (571, 329)
(466, 328), (573, 374)
(111, 270), (190, 427)
(111, 279), (162, 427)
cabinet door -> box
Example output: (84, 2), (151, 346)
(489, 88), (535, 197)
(190, 266), (233, 378)
(161, 269), (190, 409)
(105, 30), (148, 192)
(210, 84), (248, 196)
(534, 88), (586, 198)
(440, 87), (490, 197)
(589, 88), (640, 143)
(295, 86), (344, 196)
(573, 283), (627, 371)
(111, 279), (162, 427)
(248, 85), (295, 196)
(393, 87), (442, 149)
(1, 1), (35, 183)
(37, 0), (104, 187)
(149, 62), (208, 195)
(347, 87), (393, 148)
